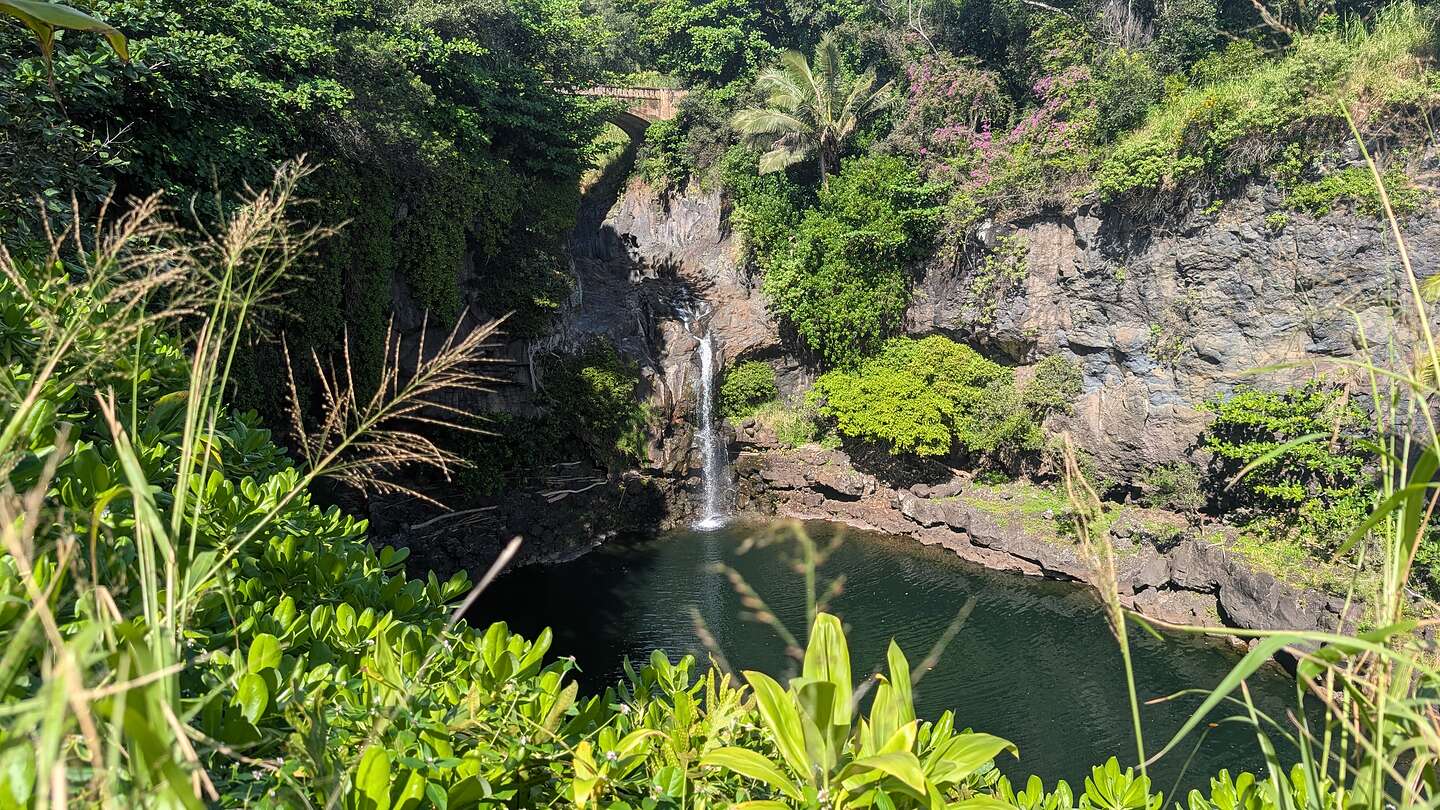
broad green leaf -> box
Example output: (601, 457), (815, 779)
(928, 733), (1018, 785)
(0, 0), (128, 61)
(394, 769), (426, 810)
(886, 640), (914, 726)
(803, 612), (853, 724)
(543, 681), (578, 732)
(354, 745), (392, 810)
(236, 672), (268, 724)
(700, 748), (803, 800)
(796, 677), (842, 773)
(743, 670), (809, 775)
(947, 797), (1020, 810)
(247, 633), (282, 673)
(849, 751), (929, 794)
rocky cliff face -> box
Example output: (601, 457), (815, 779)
(913, 190), (1440, 480)
(600, 174), (1439, 484)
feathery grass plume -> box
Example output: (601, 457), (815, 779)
(1062, 431), (1148, 781)
(0, 160), (515, 805)
(283, 311), (507, 505)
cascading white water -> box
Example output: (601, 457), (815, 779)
(683, 304), (732, 530)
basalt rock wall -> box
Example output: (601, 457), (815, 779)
(601, 175), (1440, 485)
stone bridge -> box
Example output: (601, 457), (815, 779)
(577, 86), (689, 136)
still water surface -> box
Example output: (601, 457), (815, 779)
(473, 520), (1301, 794)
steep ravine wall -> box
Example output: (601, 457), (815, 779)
(558, 172), (1440, 638)
(380, 165), (1434, 636)
(602, 176), (1440, 483)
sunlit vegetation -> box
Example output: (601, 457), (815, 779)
(4, 0), (1440, 806)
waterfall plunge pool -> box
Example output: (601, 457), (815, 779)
(472, 519), (1304, 795)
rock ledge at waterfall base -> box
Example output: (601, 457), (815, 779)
(727, 420), (1362, 640)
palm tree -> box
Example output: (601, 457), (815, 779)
(731, 33), (893, 188)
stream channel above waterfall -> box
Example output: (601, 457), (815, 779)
(473, 520), (1305, 795)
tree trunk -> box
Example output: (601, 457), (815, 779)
(819, 149), (829, 190)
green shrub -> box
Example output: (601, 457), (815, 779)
(771, 404), (821, 448)
(637, 88), (739, 190)
(1096, 3), (1438, 201)
(724, 145), (809, 267)
(758, 155), (942, 367)
(811, 335), (1039, 462)
(1094, 49), (1163, 140)
(719, 360), (778, 417)
(1154, 0), (1219, 73)
(540, 341), (647, 470)
(1139, 461), (1206, 514)
(1284, 165), (1422, 218)
(1021, 354), (1084, 418)
(1202, 380), (1375, 549)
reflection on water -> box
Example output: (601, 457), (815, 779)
(471, 520), (1303, 794)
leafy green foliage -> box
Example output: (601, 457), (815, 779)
(757, 155), (942, 366)
(732, 31), (893, 182)
(703, 612), (1016, 808)
(1284, 164), (1422, 218)
(811, 336), (1042, 464)
(1096, 3), (1437, 203)
(636, 87), (740, 191)
(1021, 355), (1083, 418)
(719, 360), (777, 417)
(1202, 381), (1375, 549)
(620, 0), (776, 83)
(1138, 462), (1206, 514)
(540, 340), (647, 471)
(2, 0), (604, 418)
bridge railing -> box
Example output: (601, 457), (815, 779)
(575, 86), (689, 122)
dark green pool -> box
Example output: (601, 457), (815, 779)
(472, 520), (1302, 795)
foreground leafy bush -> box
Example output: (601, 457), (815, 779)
(756, 155), (942, 366)
(811, 336), (1051, 465)
(1202, 380), (1374, 549)
(719, 360), (778, 417)
(701, 612), (1015, 808)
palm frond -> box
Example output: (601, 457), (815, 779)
(758, 144), (810, 175)
(732, 108), (812, 140)
(753, 65), (808, 111)
(815, 32), (841, 127)
(779, 48), (823, 120)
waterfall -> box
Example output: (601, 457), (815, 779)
(682, 303), (732, 530)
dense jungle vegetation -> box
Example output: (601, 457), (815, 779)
(2, 0), (1440, 806)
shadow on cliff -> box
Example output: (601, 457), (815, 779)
(573, 113), (647, 261)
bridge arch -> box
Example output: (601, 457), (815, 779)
(578, 86), (689, 136)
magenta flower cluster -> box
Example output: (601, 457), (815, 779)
(906, 59), (1095, 193)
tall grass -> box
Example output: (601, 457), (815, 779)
(0, 164), (505, 805)
(1097, 1), (1438, 199)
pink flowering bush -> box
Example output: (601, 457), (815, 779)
(888, 52), (1012, 163)
(906, 61), (1105, 225)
